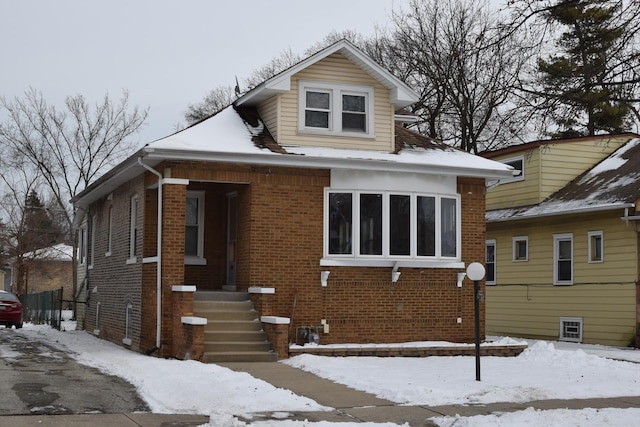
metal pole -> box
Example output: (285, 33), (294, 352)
(474, 279), (481, 381)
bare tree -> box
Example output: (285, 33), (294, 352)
(378, 0), (533, 153)
(0, 88), (148, 309)
(184, 85), (236, 125)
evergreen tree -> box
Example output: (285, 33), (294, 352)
(22, 190), (60, 252)
(536, 0), (637, 136)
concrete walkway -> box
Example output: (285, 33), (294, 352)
(219, 362), (640, 426)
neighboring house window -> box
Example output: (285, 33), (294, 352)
(554, 233), (573, 285)
(325, 190), (460, 260)
(299, 81), (374, 137)
(89, 215), (96, 268)
(512, 236), (528, 261)
(128, 196), (138, 263)
(588, 231), (603, 263)
(500, 155), (524, 184)
(79, 226), (87, 266)
(106, 205), (113, 257)
(486, 239), (496, 285)
(185, 191), (205, 264)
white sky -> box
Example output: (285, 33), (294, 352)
(5, 321), (640, 426)
(1, 0), (409, 145)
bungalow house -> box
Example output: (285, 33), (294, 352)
(483, 134), (640, 347)
(72, 40), (513, 362)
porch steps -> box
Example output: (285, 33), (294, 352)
(194, 291), (277, 363)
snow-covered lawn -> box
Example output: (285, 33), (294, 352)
(5, 321), (640, 426)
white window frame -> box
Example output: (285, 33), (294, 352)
(554, 233), (573, 285)
(512, 236), (528, 262)
(123, 302), (133, 346)
(559, 317), (583, 343)
(588, 230), (604, 263)
(127, 196), (138, 264)
(500, 155), (525, 184)
(298, 81), (374, 138)
(106, 205), (113, 257)
(486, 239), (496, 285)
(89, 215), (96, 269)
(323, 189), (461, 263)
(185, 191), (206, 265)
(79, 225), (87, 266)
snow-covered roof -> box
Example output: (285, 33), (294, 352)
(487, 138), (640, 222)
(144, 105), (514, 177)
(22, 243), (73, 261)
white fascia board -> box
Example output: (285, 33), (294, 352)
(143, 148), (512, 180)
(487, 202), (635, 223)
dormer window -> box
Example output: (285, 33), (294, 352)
(299, 81), (374, 137)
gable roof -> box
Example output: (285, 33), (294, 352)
(235, 39), (419, 109)
(487, 138), (640, 222)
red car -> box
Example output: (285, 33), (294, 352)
(0, 291), (23, 329)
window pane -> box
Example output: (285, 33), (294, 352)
(307, 91), (330, 109)
(591, 235), (602, 261)
(328, 193), (352, 255)
(417, 196), (436, 256)
(342, 95), (365, 112)
(359, 194), (382, 255)
(186, 197), (199, 226)
(558, 260), (572, 281)
(486, 243), (495, 282)
(441, 198), (457, 257)
(558, 240), (571, 259)
(390, 195), (410, 255)
(305, 110), (329, 128)
(185, 225), (198, 256)
(342, 112), (366, 132)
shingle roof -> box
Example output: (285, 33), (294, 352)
(487, 138), (640, 222)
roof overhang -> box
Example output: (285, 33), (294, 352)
(487, 202), (635, 223)
(73, 146), (513, 210)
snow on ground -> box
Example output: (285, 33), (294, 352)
(6, 319), (640, 426)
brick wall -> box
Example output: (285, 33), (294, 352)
(84, 176), (145, 351)
(88, 158), (489, 359)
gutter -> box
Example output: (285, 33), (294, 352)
(137, 157), (163, 351)
(143, 148), (513, 181)
(487, 202), (635, 223)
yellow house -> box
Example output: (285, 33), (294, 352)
(483, 134), (640, 347)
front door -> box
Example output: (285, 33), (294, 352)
(225, 192), (238, 290)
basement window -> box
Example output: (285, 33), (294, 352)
(559, 317), (583, 343)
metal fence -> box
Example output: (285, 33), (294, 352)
(20, 288), (63, 330)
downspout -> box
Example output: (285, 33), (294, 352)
(137, 157), (163, 351)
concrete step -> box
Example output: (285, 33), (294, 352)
(204, 320), (263, 332)
(203, 351), (278, 363)
(194, 293), (276, 362)
(205, 329), (270, 343)
(204, 341), (272, 353)
(194, 291), (250, 302)
(196, 309), (258, 322)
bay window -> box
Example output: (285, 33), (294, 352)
(325, 190), (460, 261)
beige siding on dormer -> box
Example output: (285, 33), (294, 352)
(257, 95), (279, 141)
(486, 148), (541, 210)
(538, 136), (628, 200)
(274, 52), (394, 151)
(486, 135), (630, 210)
